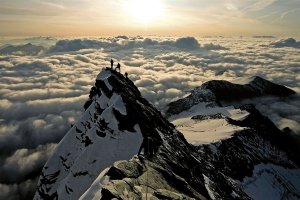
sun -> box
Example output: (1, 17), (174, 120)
(126, 0), (163, 24)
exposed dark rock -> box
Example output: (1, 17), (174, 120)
(106, 160), (143, 180)
(82, 136), (92, 147)
(194, 105), (300, 198)
(166, 88), (217, 117)
(83, 99), (93, 111)
(192, 113), (225, 121)
(36, 171), (60, 200)
(166, 76), (295, 117)
(73, 171), (89, 177)
(96, 130), (106, 137)
(201, 76), (295, 101)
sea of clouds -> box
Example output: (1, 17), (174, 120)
(0, 36), (300, 199)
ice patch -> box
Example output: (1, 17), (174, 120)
(169, 103), (249, 121)
(174, 118), (244, 145)
(170, 103), (248, 145)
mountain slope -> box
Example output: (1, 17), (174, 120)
(34, 68), (210, 199)
(35, 68), (300, 200)
(166, 76), (295, 117)
(34, 69), (145, 199)
(192, 105), (300, 199)
(167, 83), (300, 200)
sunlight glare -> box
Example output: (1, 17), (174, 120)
(126, 0), (163, 24)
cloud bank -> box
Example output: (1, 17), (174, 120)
(47, 36), (214, 53)
(0, 36), (299, 199)
(271, 38), (300, 48)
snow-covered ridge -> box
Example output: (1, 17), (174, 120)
(166, 76), (295, 117)
(34, 69), (145, 199)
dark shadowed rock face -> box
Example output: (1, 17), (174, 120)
(201, 76), (295, 101)
(166, 88), (217, 117)
(90, 69), (211, 199)
(166, 76), (295, 117)
(198, 104), (300, 178)
(35, 68), (300, 200)
(195, 105), (300, 199)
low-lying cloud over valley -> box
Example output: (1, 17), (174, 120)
(0, 36), (299, 199)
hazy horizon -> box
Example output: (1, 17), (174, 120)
(1, 0), (300, 37)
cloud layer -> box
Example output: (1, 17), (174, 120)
(0, 36), (300, 199)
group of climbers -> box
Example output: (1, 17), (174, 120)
(110, 59), (129, 79)
(110, 59), (161, 159)
(110, 59), (121, 72)
(83, 59), (159, 159)
(138, 136), (161, 158)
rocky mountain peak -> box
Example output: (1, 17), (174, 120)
(166, 76), (295, 117)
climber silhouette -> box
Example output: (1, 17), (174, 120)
(138, 136), (160, 158)
(125, 72), (128, 79)
(110, 59), (114, 69)
(138, 137), (149, 157)
(116, 63), (121, 72)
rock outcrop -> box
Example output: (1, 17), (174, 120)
(166, 76), (295, 117)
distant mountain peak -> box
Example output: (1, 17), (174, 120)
(166, 76), (295, 117)
(0, 43), (45, 56)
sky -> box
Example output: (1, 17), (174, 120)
(0, 0), (300, 37)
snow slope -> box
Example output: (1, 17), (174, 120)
(169, 103), (249, 145)
(34, 69), (143, 199)
(166, 80), (300, 199)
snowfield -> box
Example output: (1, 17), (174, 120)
(170, 103), (249, 145)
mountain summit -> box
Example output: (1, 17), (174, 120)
(34, 68), (206, 199)
(34, 68), (300, 200)
(166, 76), (295, 116)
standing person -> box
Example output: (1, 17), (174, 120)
(125, 72), (128, 79)
(116, 63), (121, 72)
(110, 59), (114, 69)
(138, 137), (149, 157)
